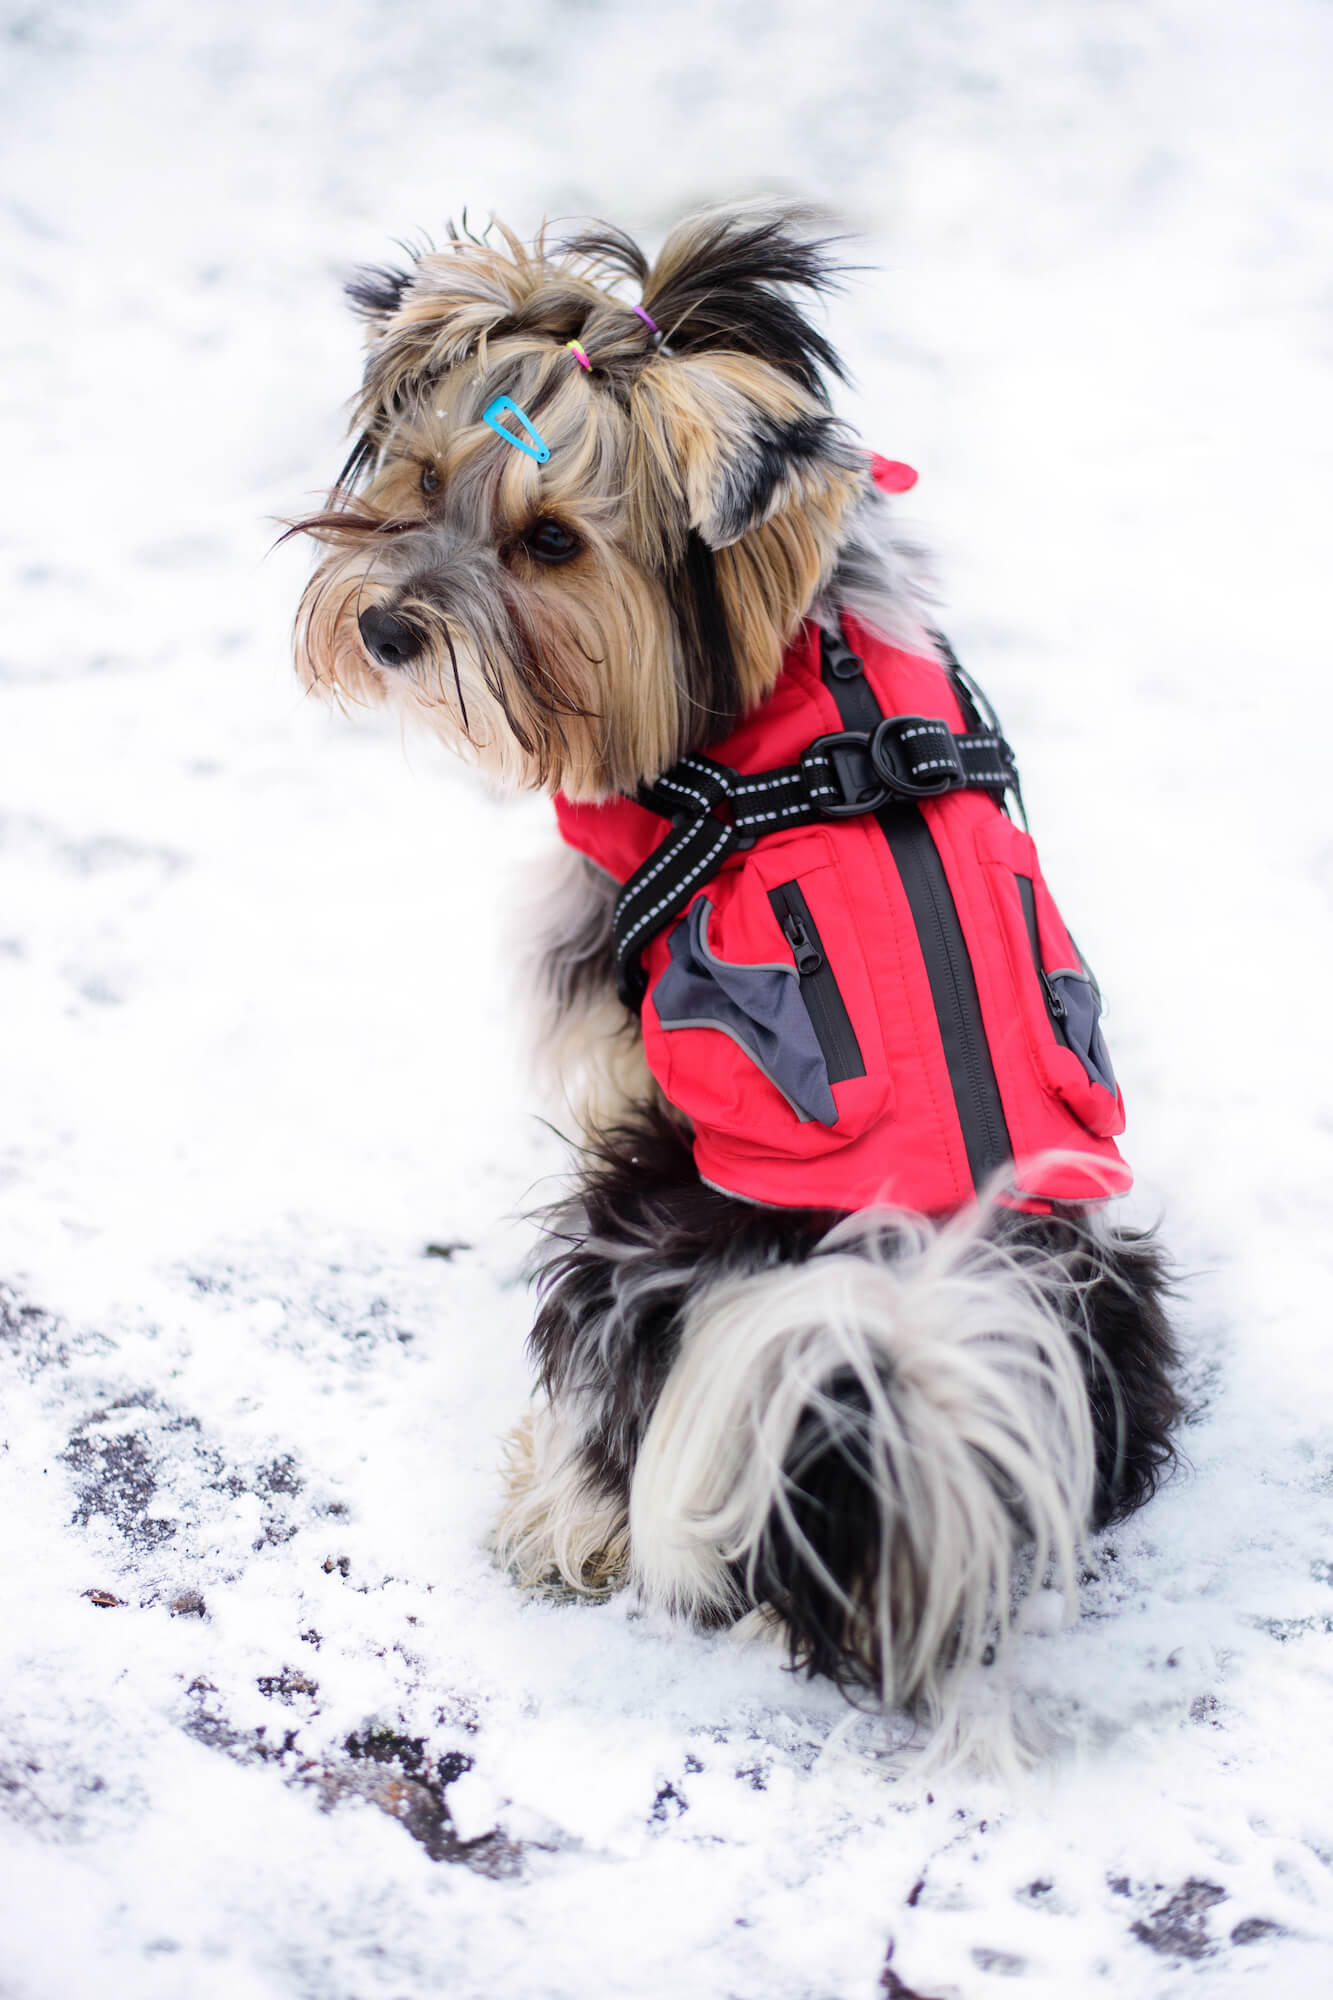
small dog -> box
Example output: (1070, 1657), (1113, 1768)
(291, 206), (1180, 1748)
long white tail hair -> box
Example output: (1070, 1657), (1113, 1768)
(627, 1197), (1098, 1745)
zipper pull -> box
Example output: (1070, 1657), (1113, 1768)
(1040, 970), (1067, 1020)
(782, 912), (823, 977)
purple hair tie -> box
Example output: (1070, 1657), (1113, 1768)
(632, 304), (659, 336)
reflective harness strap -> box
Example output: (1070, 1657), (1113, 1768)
(613, 630), (1020, 1008)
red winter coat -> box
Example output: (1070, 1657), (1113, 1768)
(555, 488), (1130, 1217)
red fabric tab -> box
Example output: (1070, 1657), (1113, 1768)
(869, 454), (918, 494)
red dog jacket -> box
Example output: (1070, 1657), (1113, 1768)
(555, 474), (1130, 1216)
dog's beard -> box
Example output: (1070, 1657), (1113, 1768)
(293, 519), (699, 799)
(296, 531), (550, 791)
(292, 496), (802, 801)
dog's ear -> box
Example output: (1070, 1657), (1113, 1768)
(335, 261), (422, 488)
(627, 349), (863, 554)
(345, 264), (415, 326)
(620, 205), (864, 555)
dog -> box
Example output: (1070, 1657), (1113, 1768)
(290, 205), (1180, 1749)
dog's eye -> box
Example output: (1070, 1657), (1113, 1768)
(420, 465), (441, 497)
(524, 519), (582, 565)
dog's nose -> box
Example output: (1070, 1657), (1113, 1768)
(358, 605), (423, 668)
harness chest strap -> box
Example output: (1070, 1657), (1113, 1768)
(612, 631), (1019, 1007)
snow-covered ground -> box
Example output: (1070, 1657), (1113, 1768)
(3, 1), (1333, 1994)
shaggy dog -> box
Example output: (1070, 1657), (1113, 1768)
(290, 205), (1179, 1748)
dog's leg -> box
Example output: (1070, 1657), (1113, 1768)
(496, 1397), (630, 1596)
(498, 850), (665, 1587)
(498, 1105), (834, 1601)
(511, 843), (657, 1141)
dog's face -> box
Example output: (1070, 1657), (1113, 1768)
(291, 210), (867, 800)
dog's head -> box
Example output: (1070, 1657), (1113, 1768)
(290, 206), (867, 800)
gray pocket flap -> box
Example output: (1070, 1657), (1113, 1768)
(653, 899), (837, 1126)
(1049, 971), (1117, 1094)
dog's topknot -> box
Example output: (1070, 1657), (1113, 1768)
(341, 203), (849, 442)
(561, 204), (850, 401)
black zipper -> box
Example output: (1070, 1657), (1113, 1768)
(768, 881), (865, 1085)
(819, 627), (1012, 1191)
(1015, 873), (1072, 1051)
(876, 812), (1011, 1186)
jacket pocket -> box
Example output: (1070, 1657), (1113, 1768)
(1013, 875), (1117, 1094)
(641, 831), (893, 1156)
(766, 879), (865, 1088)
(973, 814), (1125, 1140)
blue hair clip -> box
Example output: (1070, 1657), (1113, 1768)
(482, 395), (550, 464)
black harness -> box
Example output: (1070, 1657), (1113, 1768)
(613, 629), (1019, 1007)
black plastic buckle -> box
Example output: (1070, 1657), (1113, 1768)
(870, 715), (964, 798)
(801, 732), (889, 817)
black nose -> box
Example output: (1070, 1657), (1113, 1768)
(358, 605), (423, 668)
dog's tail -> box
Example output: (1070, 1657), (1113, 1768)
(627, 1202), (1098, 1737)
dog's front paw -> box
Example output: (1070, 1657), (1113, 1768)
(494, 1406), (630, 1598)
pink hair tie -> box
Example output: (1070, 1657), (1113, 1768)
(632, 304), (659, 336)
(565, 339), (591, 371)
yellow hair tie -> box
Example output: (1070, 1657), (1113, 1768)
(565, 339), (591, 372)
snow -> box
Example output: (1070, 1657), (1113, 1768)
(3, 0), (1333, 1993)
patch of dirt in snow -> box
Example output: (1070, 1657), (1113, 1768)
(183, 1705), (525, 1878)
